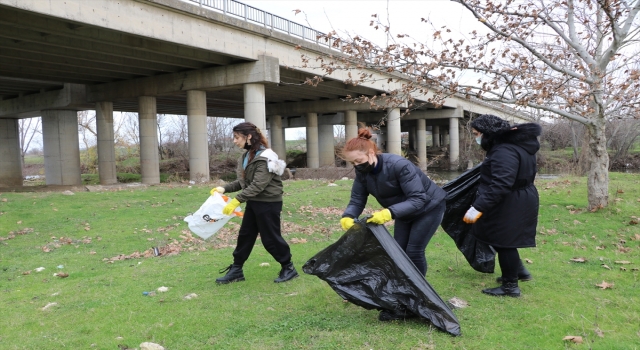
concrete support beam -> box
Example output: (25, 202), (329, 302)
(386, 108), (402, 156)
(88, 57), (280, 102)
(305, 112), (319, 168)
(449, 114), (460, 170)
(96, 101), (117, 185)
(267, 99), (407, 116)
(187, 90), (209, 182)
(318, 124), (335, 167)
(0, 84), (86, 118)
(433, 126), (440, 147)
(243, 83), (266, 131)
(409, 126), (416, 151)
(344, 110), (358, 141)
(344, 110), (358, 169)
(138, 96), (160, 184)
(269, 115), (286, 160)
(417, 119), (427, 171)
(41, 110), (81, 185)
(0, 118), (23, 186)
(377, 127), (387, 152)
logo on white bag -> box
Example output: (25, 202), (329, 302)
(202, 214), (220, 223)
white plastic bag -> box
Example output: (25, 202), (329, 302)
(184, 192), (242, 240)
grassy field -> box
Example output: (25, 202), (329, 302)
(1, 174), (640, 349)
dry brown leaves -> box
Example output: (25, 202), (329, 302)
(570, 257), (587, 263)
(41, 236), (93, 252)
(0, 227), (34, 241)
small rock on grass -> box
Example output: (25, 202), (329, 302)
(140, 342), (165, 350)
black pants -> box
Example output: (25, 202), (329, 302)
(393, 201), (446, 276)
(232, 200), (292, 266)
(494, 247), (520, 283)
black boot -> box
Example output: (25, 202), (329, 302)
(496, 260), (532, 283)
(482, 280), (521, 297)
(274, 262), (299, 283)
(216, 264), (245, 284)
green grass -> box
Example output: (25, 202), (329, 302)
(1, 175), (640, 349)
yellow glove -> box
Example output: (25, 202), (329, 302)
(463, 206), (483, 224)
(340, 217), (355, 231)
(367, 209), (392, 224)
(210, 187), (225, 196)
(222, 198), (241, 215)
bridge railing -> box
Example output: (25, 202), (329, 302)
(184, 0), (341, 51)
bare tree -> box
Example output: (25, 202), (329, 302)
(302, 0), (640, 210)
(18, 117), (41, 164)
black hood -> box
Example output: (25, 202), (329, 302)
(481, 123), (541, 154)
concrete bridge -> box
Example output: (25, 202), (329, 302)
(0, 0), (529, 187)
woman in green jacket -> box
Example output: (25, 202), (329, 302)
(211, 122), (298, 284)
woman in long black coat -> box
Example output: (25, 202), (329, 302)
(463, 114), (541, 297)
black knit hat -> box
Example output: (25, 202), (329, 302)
(470, 114), (510, 135)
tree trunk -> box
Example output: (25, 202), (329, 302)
(586, 118), (609, 211)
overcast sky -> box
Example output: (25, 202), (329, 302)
(237, 0), (482, 138)
(241, 0), (479, 44)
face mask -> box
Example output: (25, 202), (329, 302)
(355, 162), (373, 173)
(475, 135), (482, 145)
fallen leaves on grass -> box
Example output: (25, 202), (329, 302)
(614, 260), (631, 264)
(570, 257), (587, 263)
(595, 281), (614, 289)
(594, 327), (604, 338)
(0, 227), (35, 241)
(524, 258), (533, 264)
(41, 236), (93, 252)
(601, 264), (611, 270)
(290, 237), (307, 244)
(54, 272), (69, 278)
(563, 336), (583, 344)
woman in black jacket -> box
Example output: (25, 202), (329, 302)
(340, 128), (447, 320)
(464, 114), (541, 297)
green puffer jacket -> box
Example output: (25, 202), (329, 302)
(223, 149), (283, 203)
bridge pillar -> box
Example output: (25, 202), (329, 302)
(386, 108), (402, 155)
(243, 83), (266, 131)
(41, 110), (82, 186)
(449, 113), (460, 170)
(344, 110), (358, 168)
(96, 102), (117, 185)
(376, 127), (387, 152)
(433, 125), (440, 147)
(269, 115), (286, 160)
(305, 112), (319, 168)
(408, 125), (416, 152)
(187, 90), (210, 182)
(0, 118), (23, 187)
(139, 96), (160, 184)
(318, 123), (335, 167)
(417, 119), (427, 171)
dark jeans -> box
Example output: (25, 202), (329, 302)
(393, 200), (446, 276)
(493, 247), (520, 283)
(232, 200), (292, 266)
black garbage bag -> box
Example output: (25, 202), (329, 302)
(303, 221), (461, 336)
(440, 164), (496, 273)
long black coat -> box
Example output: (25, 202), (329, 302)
(343, 153), (446, 221)
(471, 123), (541, 248)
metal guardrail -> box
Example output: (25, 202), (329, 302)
(184, 0), (340, 51)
